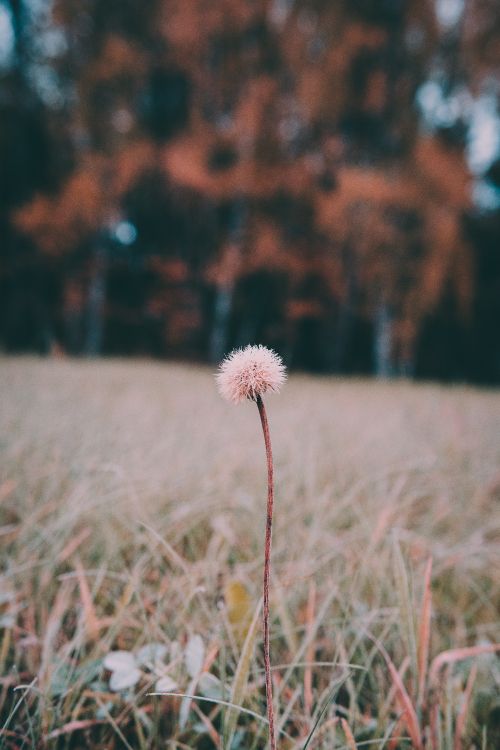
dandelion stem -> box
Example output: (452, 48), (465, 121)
(256, 394), (277, 750)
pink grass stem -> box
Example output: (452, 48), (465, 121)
(256, 394), (277, 750)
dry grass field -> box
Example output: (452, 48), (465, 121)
(1, 358), (499, 749)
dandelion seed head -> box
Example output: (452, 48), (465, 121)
(216, 345), (286, 404)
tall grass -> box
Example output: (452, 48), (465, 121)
(1, 358), (499, 748)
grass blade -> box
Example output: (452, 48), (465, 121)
(417, 557), (432, 708)
(392, 537), (418, 679)
(340, 717), (358, 750)
(376, 639), (422, 750)
(223, 597), (262, 748)
(429, 644), (500, 687)
(454, 664), (477, 750)
(302, 672), (349, 750)
(304, 581), (316, 718)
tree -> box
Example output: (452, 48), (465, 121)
(3, 0), (500, 380)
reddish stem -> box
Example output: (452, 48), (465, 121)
(256, 394), (277, 750)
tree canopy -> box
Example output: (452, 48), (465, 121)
(1, 0), (499, 381)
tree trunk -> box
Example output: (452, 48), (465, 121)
(210, 283), (233, 363)
(331, 245), (357, 372)
(209, 199), (246, 362)
(85, 245), (107, 356)
(374, 302), (394, 378)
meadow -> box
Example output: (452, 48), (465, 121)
(1, 358), (499, 749)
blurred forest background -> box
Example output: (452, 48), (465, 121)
(1, 0), (499, 382)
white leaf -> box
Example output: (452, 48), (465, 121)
(136, 643), (168, 667)
(185, 635), (205, 678)
(170, 640), (182, 661)
(198, 672), (225, 700)
(109, 668), (142, 691)
(155, 675), (178, 693)
(103, 651), (136, 672)
(180, 676), (197, 729)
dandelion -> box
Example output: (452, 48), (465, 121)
(217, 344), (286, 750)
(216, 344), (286, 405)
